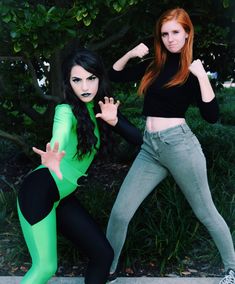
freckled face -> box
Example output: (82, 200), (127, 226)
(70, 65), (99, 103)
(161, 19), (188, 53)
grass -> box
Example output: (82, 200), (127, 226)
(0, 87), (234, 275)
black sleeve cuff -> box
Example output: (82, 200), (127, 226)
(199, 97), (219, 123)
(111, 112), (143, 146)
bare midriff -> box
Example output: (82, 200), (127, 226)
(146, 116), (186, 132)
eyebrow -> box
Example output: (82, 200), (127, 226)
(162, 28), (180, 33)
(71, 76), (81, 79)
(71, 74), (96, 79)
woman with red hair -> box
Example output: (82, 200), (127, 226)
(107, 8), (235, 284)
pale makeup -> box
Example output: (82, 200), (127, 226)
(70, 65), (99, 103)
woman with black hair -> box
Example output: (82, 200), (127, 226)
(17, 48), (142, 284)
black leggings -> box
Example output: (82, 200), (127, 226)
(57, 195), (114, 283)
(18, 168), (113, 284)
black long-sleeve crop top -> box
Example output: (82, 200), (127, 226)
(109, 52), (219, 123)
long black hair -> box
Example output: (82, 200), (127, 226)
(62, 48), (112, 159)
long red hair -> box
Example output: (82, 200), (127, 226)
(138, 8), (194, 95)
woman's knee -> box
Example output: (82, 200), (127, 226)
(193, 202), (220, 227)
(110, 203), (133, 226)
(98, 239), (114, 260)
(37, 261), (57, 279)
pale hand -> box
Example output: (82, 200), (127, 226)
(96, 96), (120, 126)
(189, 59), (207, 78)
(32, 141), (65, 180)
(128, 43), (149, 59)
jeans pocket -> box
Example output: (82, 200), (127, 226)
(160, 132), (185, 146)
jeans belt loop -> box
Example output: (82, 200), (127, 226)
(181, 123), (188, 133)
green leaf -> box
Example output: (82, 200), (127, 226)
(0, 5), (10, 16)
(113, 2), (122, 12)
(76, 13), (83, 21)
(37, 4), (47, 14)
(24, 2), (30, 8)
(2, 14), (11, 23)
(66, 28), (76, 37)
(90, 12), (97, 20)
(13, 42), (21, 53)
(10, 31), (19, 39)
(128, 0), (136, 5)
(32, 42), (38, 49)
(37, 18), (46, 27)
(223, 0), (229, 8)
(118, 0), (127, 8)
(47, 6), (56, 15)
(83, 17), (91, 26)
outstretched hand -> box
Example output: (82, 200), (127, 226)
(96, 96), (120, 126)
(32, 141), (65, 180)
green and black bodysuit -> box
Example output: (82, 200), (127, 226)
(17, 101), (142, 284)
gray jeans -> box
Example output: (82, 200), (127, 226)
(107, 123), (235, 272)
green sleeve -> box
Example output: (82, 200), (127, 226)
(50, 104), (74, 151)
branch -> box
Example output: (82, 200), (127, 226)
(101, 11), (129, 32)
(211, 41), (228, 47)
(0, 56), (23, 61)
(86, 10), (131, 51)
(0, 74), (6, 97)
(0, 129), (30, 156)
(86, 24), (131, 51)
(19, 102), (43, 121)
(0, 56), (60, 102)
(37, 56), (49, 76)
(25, 57), (60, 102)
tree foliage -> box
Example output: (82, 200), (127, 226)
(0, 0), (234, 153)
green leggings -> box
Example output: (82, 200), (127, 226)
(17, 202), (57, 284)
